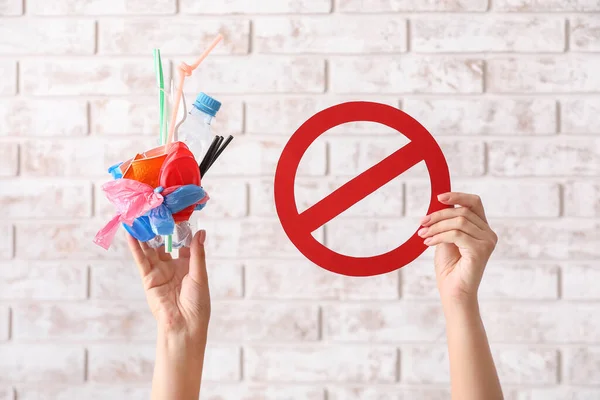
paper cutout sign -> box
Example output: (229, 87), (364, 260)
(274, 101), (451, 277)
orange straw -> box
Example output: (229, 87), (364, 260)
(165, 34), (223, 147)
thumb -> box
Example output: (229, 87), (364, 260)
(189, 229), (208, 287)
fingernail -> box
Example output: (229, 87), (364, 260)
(437, 193), (450, 202)
(424, 237), (432, 245)
(420, 215), (431, 225)
(198, 230), (206, 245)
(418, 227), (428, 237)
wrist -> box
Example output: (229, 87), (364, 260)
(441, 295), (481, 319)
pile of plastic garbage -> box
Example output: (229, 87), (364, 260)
(94, 34), (231, 252)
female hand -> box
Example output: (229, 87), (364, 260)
(126, 230), (211, 341)
(418, 192), (498, 304)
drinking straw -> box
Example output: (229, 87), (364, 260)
(154, 49), (173, 251)
(207, 135), (234, 171)
(153, 49), (166, 145)
(166, 34), (223, 148)
(199, 135), (221, 176)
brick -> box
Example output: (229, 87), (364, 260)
(482, 302), (600, 343)
(403, 262), (558, 300)
(0, 225), (13, 259)
(329, 138), (484, 180)
(487, 57), (600, 93)
(245, 345), (396, 382)
(21, 138), (150, 177)
(256, 17), (406, 54)
(402, 98), (556, 135)
(246, 261), (399, 300)
(245, 97), (399, 135)
(339, 0), (487, 11)
(562, 263), (600, 299)
(331, 57), (483, 94)
(196, 220), (323, 259)
(565, 181), (600, 217)
(89, 261), (143, 299)
(209, 302), (318, 341)
(406, 181), (560, 218)
(28, 0), (176, 14)
(564, 347), (600, 384)
(90, 261), (242, 299)
(489, 139), (600, 177)
(571, 16), (600, 52)
(0, 0), (22, 15)
(0, 306), (7, 341)
(402, 345), (557, 384)
(90, 98), (158, 135)
(250, 177), (403, 218)
(18, 386), (149, 400)
(205, 136), (326, 177)
(89, 344), (240, 382)
(328, 386), (450, 400)
(0, 345), (84, 383)
(0, 61), (16, 95)
(323, 303), (444, 342)
(0, 99), (87, 137)
(181, 0), (331, 14)
(492, 220), (600, 260)
(200, 180), (247, 218)
(186, 57), (324, 94)
(13, 303), (154, 340)
(494, 0), (600, 11)
(0, 262), (86, 300)
(99, 19), (249, 55)
(0, 20), (94, 55)
(505, 387), (600, 400)
(0, 144), (18, 177)
(202, 384), (324, 400)
(0, 387), (11, 400)
(16, 222), (130, 259)
(1, 180), (91, 218)
(91, 97), (243, 135)
(561, 99), (600, 134)
(87, 345), (154, 382)
(21, 60), (156, 95)
(413, 17), (564, 52)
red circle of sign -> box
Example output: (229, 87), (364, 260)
(274, 101), (451, 277)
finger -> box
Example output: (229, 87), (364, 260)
(126, 232), (152, 277)
(424, 230), (481, 249)
(157, 245), (173, 262)
(421, 206), (489, 231)
(189, 230), (209, 287)
(139, 240), (161, 264)
(437, 192), (488, 223)
(419, 216), (484, 240)
(178, 246), (191, 259)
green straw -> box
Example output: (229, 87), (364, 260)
(153, 49), (172, 252)
(153, 49), (166, 145)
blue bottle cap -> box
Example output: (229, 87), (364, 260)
(193, 92), (221, 117)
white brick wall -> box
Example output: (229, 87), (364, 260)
(1, 1), (599, 398)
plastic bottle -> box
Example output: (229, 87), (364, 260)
(177, 92), (221, 163)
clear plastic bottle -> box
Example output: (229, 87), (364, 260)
(171, 93), (220, 249)
(177, 92), (221, 163)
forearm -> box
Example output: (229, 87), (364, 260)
(152, 328), (207, 400)
(443, 298), (503, 400)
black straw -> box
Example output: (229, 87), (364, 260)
(199, 136), (220, 176)
(206, 135), (234, 172)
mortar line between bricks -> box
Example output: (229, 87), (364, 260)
(565, 18), (571, 52)
(5, 93), (600, 100)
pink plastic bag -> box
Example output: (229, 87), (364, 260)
(94, 179), (164, 250)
